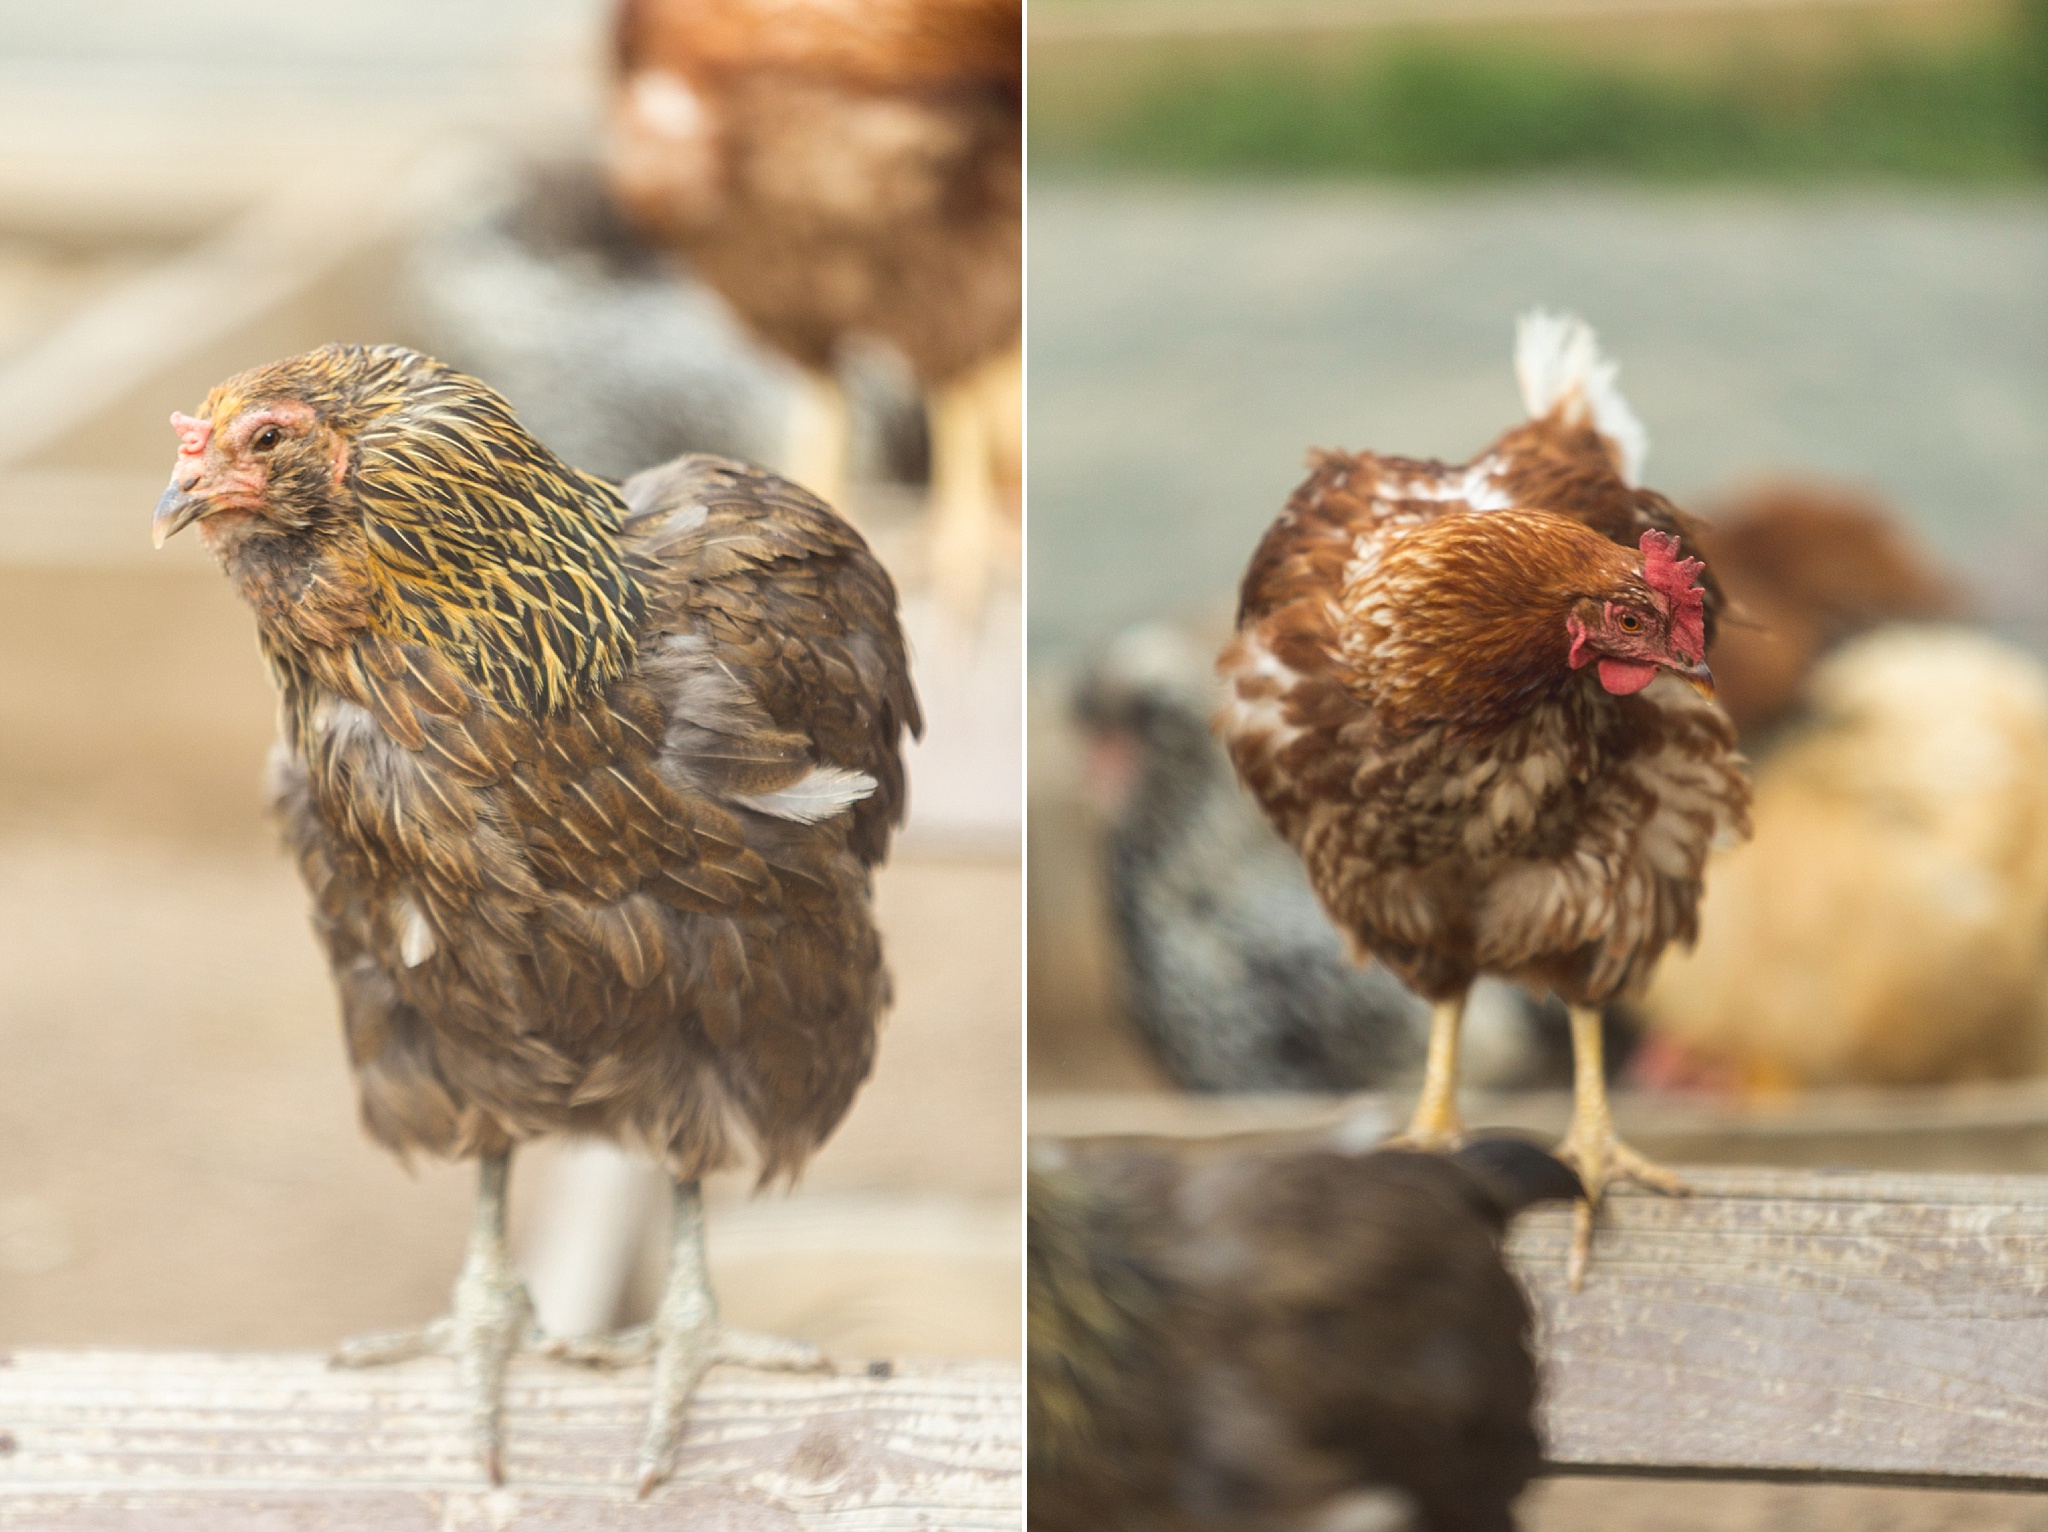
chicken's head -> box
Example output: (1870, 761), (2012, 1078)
(152, 366), (357, 553)
(1564, 530), (1713, 699)
(153, 343), (646, 714)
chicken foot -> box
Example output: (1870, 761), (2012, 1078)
(331, 1151), (539, 1484)
(548, 1179), (832, 1497)
(1554, 1004), (1687, 1290)
(1389, 995), (1467, 1149)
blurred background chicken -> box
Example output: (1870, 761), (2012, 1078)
(154, 343), (920, 1492)
(606, 0), (1022, 620)
(1072, 619), (1622, 1096)
(407, 157), (927, 489)
(1690, 482), (1961, 743)
(1029, 1133), (1581, 1532)
(1634, 483), (2048, 1093)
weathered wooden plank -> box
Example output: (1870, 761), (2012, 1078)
(1516, 1167), (2048, 1488)
(1030, 1080), (2048, 1173)
(0, 1350), (1020, 1530)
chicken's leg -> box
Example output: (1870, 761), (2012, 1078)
(926, 345), (1020, 628)
(332, 1151), (537, 1484)
(549, 1180), (832, 1497)
(1391, 994), (1467, 1149)
(1554, 1004), (1687, 1289)
(783, 368), (852, 520)
(926, 373), (998, 627)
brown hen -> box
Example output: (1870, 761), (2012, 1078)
(1218, 313), (1750, 1283)
(152, 342), (920, 1492)
(606, 0), (1021, 616)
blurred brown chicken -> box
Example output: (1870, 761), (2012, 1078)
(1691, 481), (1959, 742)
(152, 343), (919, 1493)
(606, 0), (1021, 616)
(1626, 485), (2048, 1091)
(1030, 1134), (1581, 1532)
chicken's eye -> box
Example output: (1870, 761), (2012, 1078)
(1617, 612), (1642, 632)
(252, 425), (282, 452)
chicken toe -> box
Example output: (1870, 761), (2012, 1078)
(1555, 1006), (1688, 1288)
(332, 1153), (539, 1484)
(550, 1180), (832, 1497)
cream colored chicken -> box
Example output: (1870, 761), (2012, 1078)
(1645, 626), (2048, 1088)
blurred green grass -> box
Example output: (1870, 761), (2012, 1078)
(1033, 1), (2048, 179)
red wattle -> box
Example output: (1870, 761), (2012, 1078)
(1596, 658), (1659, 695)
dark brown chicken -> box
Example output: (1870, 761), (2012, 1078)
(606, 0), (1021, 613)
(1218, 313), (1750, 1284)
(1030, 1134), (1582, 1532)
(152, 342), (920, 1493)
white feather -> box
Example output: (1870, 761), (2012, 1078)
(734, 763), (877, 824)
(397, 897), (437, 968)
(1514, 309), (1649, 486)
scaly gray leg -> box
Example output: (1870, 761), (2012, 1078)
(332, 1152), (537, 1484)
(548, 1180), (831, 1497)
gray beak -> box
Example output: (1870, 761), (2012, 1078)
(151, 482), (207, 547)
(1678, 661), (1716, 701)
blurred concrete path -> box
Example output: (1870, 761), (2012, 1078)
(1029, 179), (2048, 661)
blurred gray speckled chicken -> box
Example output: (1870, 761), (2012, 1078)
(1074, 623), (1592, 1095)
(407, 159), (925, 487)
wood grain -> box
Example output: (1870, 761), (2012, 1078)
(1517, 1166), (2048, 1488)
(0, 1350), (1020, 1529)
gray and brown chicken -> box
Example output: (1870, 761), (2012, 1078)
(606, 0), (1021, 615)
(1218, 313), (1750, 1283)
(152, 342), (920, 1492)
(1030, 1133), (1582, 1532)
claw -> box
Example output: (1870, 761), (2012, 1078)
(332, 1153), (536, 1482)
(1554, 1127), (1689, 1290)
(626, 1182), (837, 1497)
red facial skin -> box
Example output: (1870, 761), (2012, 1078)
(155, 401), (344, 548)
(1562, 531), (1712, 698)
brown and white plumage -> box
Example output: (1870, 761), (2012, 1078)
(154, 342), (920, 1487)
(1218, 314), (1749, 1281)
(606, 0), (1021, 617)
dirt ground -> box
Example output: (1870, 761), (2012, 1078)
(0, 567), (1020, 1363)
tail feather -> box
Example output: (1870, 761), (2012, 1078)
(1514, 310), (1648, 487)
(1451, 1134), (1585, 1219)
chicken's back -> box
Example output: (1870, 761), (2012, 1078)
(607, 0), (1021, 382)
(618, 0), (1019, 92)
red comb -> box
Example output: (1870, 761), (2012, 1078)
(1640, 529), (1706, 661)
(171, 411), (211, 458)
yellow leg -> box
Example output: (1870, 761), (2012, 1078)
(1554, 1004), (1687, 1290)
(926, 344), (1020, 629)
(1392, 995), (1467, 1149)
(926, 376), (998, 627)
(783, 369), (852, 520)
